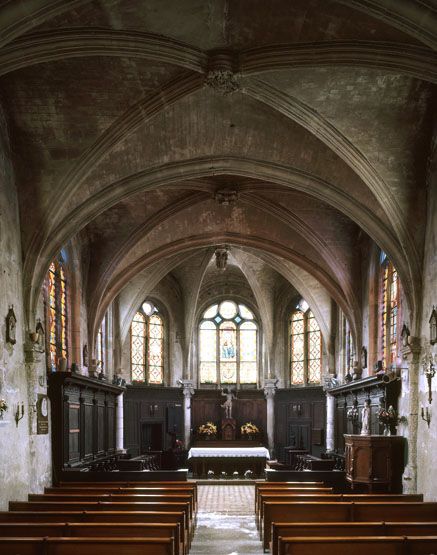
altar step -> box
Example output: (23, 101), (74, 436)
(192, 479), (260, 485)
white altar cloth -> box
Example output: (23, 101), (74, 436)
(187, 447), (270, 459)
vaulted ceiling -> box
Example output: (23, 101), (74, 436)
(1, 0), (435, 343)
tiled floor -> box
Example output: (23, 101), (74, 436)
(190, 485), (264, 554)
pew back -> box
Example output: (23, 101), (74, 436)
(0, 536), (175, 555)
(278, 536), (437, 555)
(271, 522), (437, 555)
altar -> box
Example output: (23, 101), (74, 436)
(188, 446), (270, 477)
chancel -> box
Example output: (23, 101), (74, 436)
(0, 1), (436, 553)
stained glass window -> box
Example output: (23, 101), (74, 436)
(130, 301), (164, 384)
(380, 255), (399, 369)
(45, 257), (69, 372)
(199, 302), (258, 385)
(290, 306), (322, 385)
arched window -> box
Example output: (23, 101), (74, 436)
(199, 301), (258, 385)
(380, 253), (399, 369)
(290, 307), (322, 385)
(130, 300), (164, 384)
(45, 256), (69, 372)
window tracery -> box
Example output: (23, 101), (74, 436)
(199, 301), (258, 385)
(45, 256), (69, 372)
(130, 301), (164, 384)
(380, 253), (399, 369)
(290, 306), (322, 385)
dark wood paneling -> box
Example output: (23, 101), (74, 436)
(124, 386), (184, 457)
(274, 387), (326, 461)
(191, 389), (266, 442)
(49, 372), (124, 484)
(329, 376), (401, 454)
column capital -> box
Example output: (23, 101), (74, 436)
(179, 379), (195, 398)
(264, 378), (278, 399)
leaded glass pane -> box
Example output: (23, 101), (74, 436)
(142, 301), (154, 316)
(59, 266), (67, 359)
(48, 264), (57, 371)
(240, 323), (257, 361)
(203, 304), (218, 319)
(200, 325), (216, 363)
(220, 362), (237, 383)
(307, 311), (321, 383)
(291, 311), (304, 384)
(148, 314), (163, 384)
(240, 362), (257, 384)
(200, 362), (217, 384)
(220, 321), (236, 361)
(131, 312), (146, 382)
(239, 304), (254, 319)
(219, 301), (237, 319)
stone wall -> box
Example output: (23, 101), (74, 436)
(0, 104), (51, 510)
(417, 141), (437, 500)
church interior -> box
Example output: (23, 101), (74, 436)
(0, 1), (436, 553)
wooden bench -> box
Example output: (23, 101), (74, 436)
(0, 536), (175, 555)
(277, 535), (437, 555)
(255, 487), (333, 514)
(258, 493), (423, 531)
(9, 501), (193, 541)
(271, 522), (437, 555)
(262, 502), (437, 549)
(51, 483), (198, 506)
(0, 510), (187, 550)
(0, 522), (182, 555)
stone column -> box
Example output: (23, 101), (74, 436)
(116, 391), (125, 452)
(326, 392), (335, 452)
(264, 378), (278, 457)
(401, 338), (421, 493)
(180, 380), (195, 449)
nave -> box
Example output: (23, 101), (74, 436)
(1, 478), (437, 554)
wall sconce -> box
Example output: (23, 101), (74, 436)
(421, 406), (431, 427)
(424, 357), (436, 404)
(15, 402), (24, 427)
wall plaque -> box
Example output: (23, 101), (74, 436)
(37, 394), (49, 434)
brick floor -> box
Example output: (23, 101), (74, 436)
(190, 485), (264, 554)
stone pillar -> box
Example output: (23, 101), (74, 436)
(180, 380), (195, 449)
(264, 378), (278, 457)
(401, 338), (421, 493)
(116, 391), (125, 452)
(326, 392), (335, 452)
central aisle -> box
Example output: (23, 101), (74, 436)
(190, 485), (264, 554)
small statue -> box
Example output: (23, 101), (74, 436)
(361, 346), (367, 369)
(221, 388), (236, 419)
(360, 399), (371, 435)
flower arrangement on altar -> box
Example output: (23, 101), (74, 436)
(378, 405), (398, 425)
(241, 422), (259, 437)
(198, 422), (217, 437)
(378, 405), (398, 435)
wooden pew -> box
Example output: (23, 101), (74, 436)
(56, 481), (198, 508)
(0, 510), (187, 550)
(257, 493), (423, 531)
(9, 501), (193, 541)
(0, 522), (182, 555)
(0, 536), (175, 555)
(49, 483), (198, 506)
(277, 535), (437, 555)
(262, 502), (437, 550)
(271, 522), (437, 555)
(254, 487), (333, 514)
